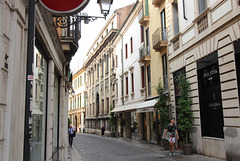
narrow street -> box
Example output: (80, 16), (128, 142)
(73, 133), (173, 161)
(72, 133), (225, 161)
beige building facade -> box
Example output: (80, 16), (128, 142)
(167, 0), (240, 160)
(84, 4), (135, 135)
(68, 68), (86, 133)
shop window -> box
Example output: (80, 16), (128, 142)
(197, 52), (224, 138)
(31, 47), (48, 161)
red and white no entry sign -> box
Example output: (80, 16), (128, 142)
(40, 0), (89, 15)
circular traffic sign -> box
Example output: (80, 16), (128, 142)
(40, 0), (89, 15)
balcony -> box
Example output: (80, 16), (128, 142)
(152, 0), (161, 7)
(54, 16), (81, 61)
(138, 7), (149, 25)
(139, 45), (150, 63)
(152, 27), (167, 51)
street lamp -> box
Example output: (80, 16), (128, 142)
(97, 0), (113, 17)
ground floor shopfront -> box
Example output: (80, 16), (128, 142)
(112, 99), (160, 144)
(169, 20), (240, 160)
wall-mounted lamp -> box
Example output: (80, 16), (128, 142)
(97, 0), (113, 17)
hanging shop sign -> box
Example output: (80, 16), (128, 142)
(40, 0), (89, 15)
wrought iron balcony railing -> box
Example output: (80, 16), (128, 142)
(152, 27), (167, 51)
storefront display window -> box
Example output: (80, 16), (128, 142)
(53, 75), (60, 160)
(31, 47), (48, 161)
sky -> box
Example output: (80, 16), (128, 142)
(70, 0), (137, 73)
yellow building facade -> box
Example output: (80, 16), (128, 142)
(138, 0), (170, 143)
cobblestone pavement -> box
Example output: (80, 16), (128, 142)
(70, 133), (226, 161)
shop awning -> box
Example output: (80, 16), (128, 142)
(111, 102), (141, 112)
(137, 99), (158, 113)
(139, 99), (158, 108)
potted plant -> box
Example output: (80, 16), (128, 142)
(155, 79), (170, 150)
(109, 105), (116, 137)
(177, 75), (193, 155)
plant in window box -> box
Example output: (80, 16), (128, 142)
(176, 75), (193, 155)
(155, 79), (170, 150)
(109, 105), (116, 137)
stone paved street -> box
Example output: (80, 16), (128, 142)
(71, 133), (225, 161)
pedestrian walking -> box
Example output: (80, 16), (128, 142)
(164, 118), (179, 156)
(68, 125), (76, 147)
(101, 125), (105, 136)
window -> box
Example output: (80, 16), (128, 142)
(97, 64), (99, 78)
(161, 9), (167, 40)
(84, 73), (86, 83)
(84, 94), (86, 107)
(116, 83), (118, 98)
(116, 55), (118, 68)
(131, 73), (134, 93)
(140, 26), (144, 43)
(106, 55), (109, 73)
(112, 83), (115, 91)
(89, 72), (91, 84)
(106, 29), (108, 35)
(173, 1), (179, 35)
(80, 76), (82, 85)
(130, 37), (133, 54)
(125, 44), (128, 59)
(182, 0), (187, 20)
(112, 55), (115, 68)
(107, 98), (109, 114)
(198, 0), (207, 14)
(102, 99), (104, 114)
(126, 77), (128, 95)
(78, 77), (80, 87)
(146, 28), (150, 55)
(141, 66), (145, 88)
(36, 53), (38, 67)
(102, 60), (104, 75)
(162, 54), (168, 92)
(80, 94), (82, 108)
(147, 65), (151, 96)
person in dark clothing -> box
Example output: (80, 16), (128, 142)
(68, 125), (75, 147)
(164, 118), (179, 156)
(101, 125), (105, 136)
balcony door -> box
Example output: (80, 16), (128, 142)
(160, 9), (166, 40)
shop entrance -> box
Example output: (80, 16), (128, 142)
(141, 113), (147, 140)
(197, 52), (224, 138)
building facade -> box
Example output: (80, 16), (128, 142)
(68, 68), (86, 133)
(84, 4), (135, 135)
(135, 0), (170, 143)
(0, 1), (79, 161)
(167, 0), (240, 160)
(112, 2), (144, 140)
